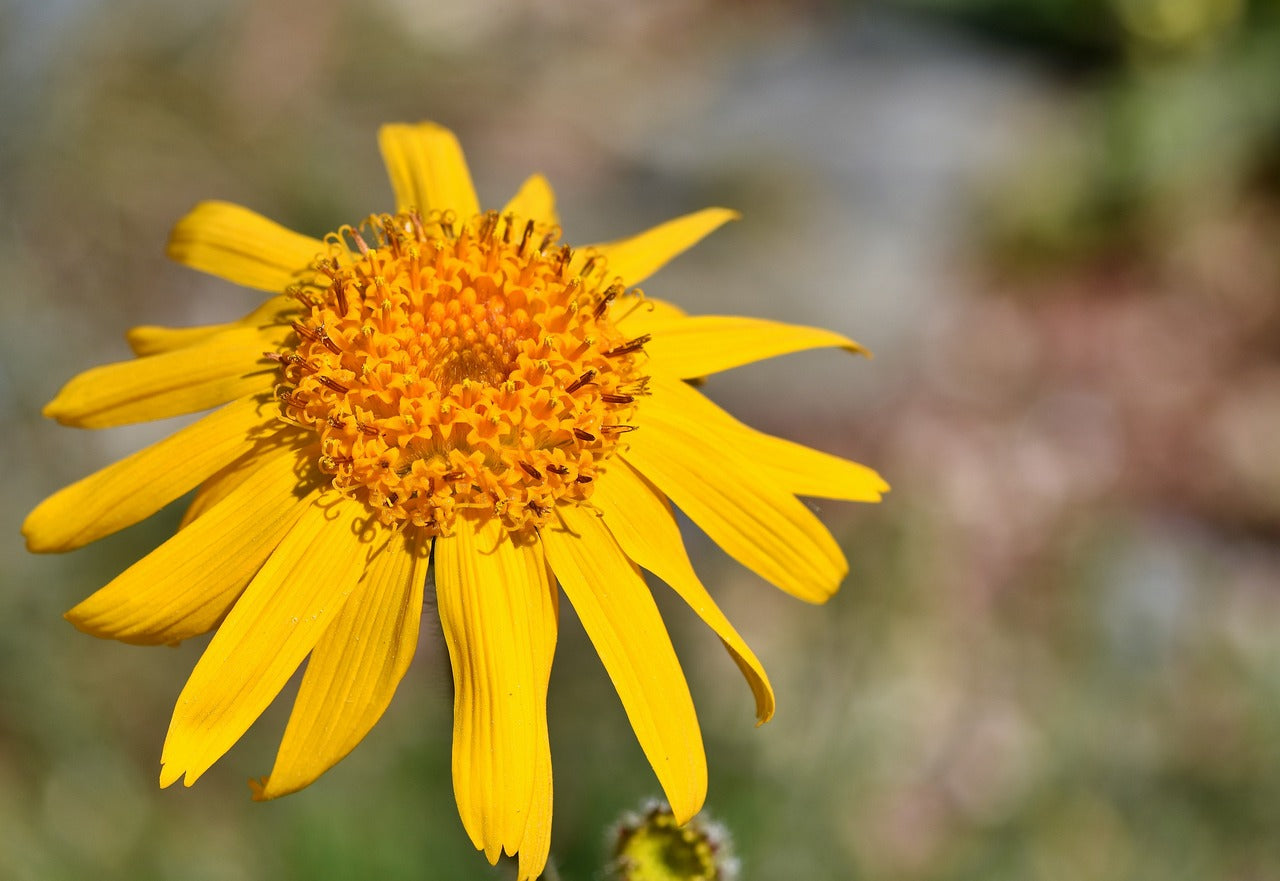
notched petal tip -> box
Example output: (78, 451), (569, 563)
(158, 762), (191, 789)
(248, 776), (274, 801)
(859, 468), (891, 500)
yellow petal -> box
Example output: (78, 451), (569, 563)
(166, 201), (324, 292)
(159, 494), (374, 788)
(435, 515), (558, 864)
(178, 432), (301, 529)
(43, 325), (280, 428)
(623, 384), (849, 604)
(645, 373), (888, 502)
(612, 296), (687, 338)
(594, 460), (775, 724)
(541, 505), (706, 824)
(501, 174), (558, 227)
(24, 395), (276, 553)
(65, 448), (315, 646)
(253, 528), (432, 799)
(126, 296), (296, 357)
(644, 315), (869, 377)
(378, 122), (480, 219)
(587, 208), (739, 286)
(127, 324), (229, 358)
(516, 722), (553, 881)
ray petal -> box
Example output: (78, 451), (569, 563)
(253, 528), (432, 799)
(435, 516), (558, 864)
(594, 460), (775, 724)
(611, 296), (686, 338)
(586, 208), (738, 287)
(166, 201), (324, 292)
(159, 494), (375, 788)
(501, 174), (558, 227)
(623, 383), (850, 604)
(126, 296), (297, 357)
(643, 374), (888, 502)
(65, 447), (315, 646)
(43, 326), (280, 428)
(24, 395), (278, 552)
(378, 122), (480, 218)
(644, 315), (868, 377)
(541, 506), (706, 824)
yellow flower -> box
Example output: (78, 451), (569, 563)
(23, 122), (887, 880)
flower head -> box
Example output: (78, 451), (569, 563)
(24, 122), (887, 880)
(610, 800), (738, 881)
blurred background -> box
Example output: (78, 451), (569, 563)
(4, 0), (1280, 878)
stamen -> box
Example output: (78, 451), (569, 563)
(566, 370), (596, 394)
(605, 334), (650, 357)
(350, 229), (370, 256)
(316, 375), (350, 394)
(594, 284), (622, 319)
(318, 329), (343, 356)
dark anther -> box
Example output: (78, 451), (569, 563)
(600, 424), (638, 435)
(519, 462), (543, 480)
(350, 230), (370, 256)
(316, 375), (350, 394)
(574, 428), (596, 442)
(326, 415), (347, 430)
(519, 219), (535, 255)
(335, 282), (348, 316)
(276, 387), (307, 409)
(442, 470), (467, 481)
(601, 393), (634, 404)
(319, 330), (343, 356)
(356, 420), (380, 436)
(546, 464), (571, 476)
(605, 334), (651, 357)
(291, 321), (320, 342)
(593, 284), (623, 319)
(575, 475), (593, 484)
(565, 369), (596, 394)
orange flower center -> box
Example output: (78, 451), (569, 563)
(276, 210), (648, 535)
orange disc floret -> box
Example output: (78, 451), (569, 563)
(275, 210), (648, 535)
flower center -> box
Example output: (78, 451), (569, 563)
(276, 210), (649, 535)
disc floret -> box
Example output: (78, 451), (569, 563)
(276, 210), (648, 535)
